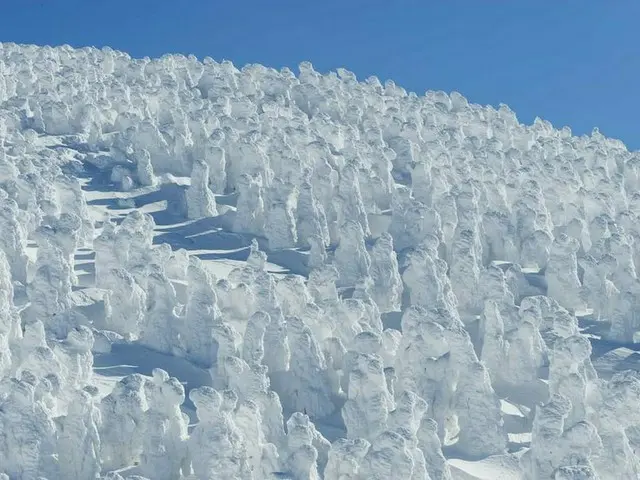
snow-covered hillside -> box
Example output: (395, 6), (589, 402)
(1, 42), (639, 479)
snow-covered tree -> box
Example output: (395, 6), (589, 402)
(139, 369), (189, 480)
(57, 388), (102, 480)
(546, 234), (584, 311)
(4, 41), (640, 480)
(369, 233), (403, 313)
(0, 378), (58, 479)
(188, 387), (253, 479)
(101, 267), (146, 338)
(523, 394), (602, 480)
(334, 220), (371, 288)
(185, 158), (217, 219)
(180, 257), (221, 366)
(99, 374), (147, 471)
(139, 264), (180, 355)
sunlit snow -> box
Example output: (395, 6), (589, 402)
(0, 42), (639, 479)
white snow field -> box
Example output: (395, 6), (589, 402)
(1, 42), (640, 479)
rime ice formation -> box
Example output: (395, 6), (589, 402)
(264, 180), (299, 250)
(0, 250), (20, 374)
(2, 42), (640, 479)
(369, 233), (403, 313)
(180, 256), (221, 366)
(548, 334), (595, 428)
(296, 170), (330, 249)
(139, 264), (180, 355)
(134, 148), (157, 187)
(342, 346), (392, 442)
(276, 316), (336, 419)
(333, 220), (371, 288)
(57, 388), (102, 480)
(402, 237), (453, 311)
(186, 158), (218, 219)
(100, 267), (147, 338)
(0, 196), (29, 285)
(0, 378), (58, 479)
(139, 369), (189, 480)
(234, 173), (266, 237)
(454, 361), (507, 458)
(522, 394), (602, 480)
(324, 438), (371, 480)
(284, 412), (331, 479)
(54, 325), (95, 394)
(396, 306), (454, 443)
(188, 387), (254, 479)
(56, 174), (95, 247)
(546, 234), (585, 311)
(99, 374), (147, 472)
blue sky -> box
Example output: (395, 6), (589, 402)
(3, 1), (639, 149)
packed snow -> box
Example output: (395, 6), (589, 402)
(0, 42), (639, 479)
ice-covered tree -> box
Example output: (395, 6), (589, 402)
(549, 334), (596, 428)
(296, 170), (330, 248)
(100, 267), (146, 338)
(188, 387), (253, 479)
(546, 234), (585, 311)
(369, 233), (403, 313)
(57, 389), (102, 480)
(342, 350), (392, 442)
(203, 129), (227, 193)
(396, 307), (452, 442)
(333, 220), (371, 288)
(336, 162), (370, 237)
(590, 370), (640, 479)
(139, 369), (189, 480)
(0, 378), (58, 479)
(357, 430), (417, 480)
(275, 316), (335, 419)
(99, 374), (148, 471)
(222, 355), (287, 449)
(0, 250), (20, 375)
(264, 180), (299, 250)
(55, 174), (95, 247)
(523, 394), (602, 480)
(139, 264), (180, 355)
(283, 412), (330, 480)
(234, 172), (266, 237)
(454, 361), (507, 458)
(324, 438), (371, 480)
(185, 158), (218, 219)
(417, 418), (452, 480)
(134, 148), (156, 187)
(401, 237), (453, 312)
(180, 257), (221, 366)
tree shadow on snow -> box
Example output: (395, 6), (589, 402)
(153, 217), (310, 277)
(154, 227), (249, 252)
(78, 164), (310, 276)
(85, 182), (188, 213)
(154, 214), (232, 237)
(93, 342), (212, 421)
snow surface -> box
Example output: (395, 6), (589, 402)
(0, 42), (639, 479)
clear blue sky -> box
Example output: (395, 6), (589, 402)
(2, 1), (639, 150)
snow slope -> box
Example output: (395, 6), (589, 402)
(0, 42), (640, 479)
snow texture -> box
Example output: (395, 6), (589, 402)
(0, 42), (638, 479)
